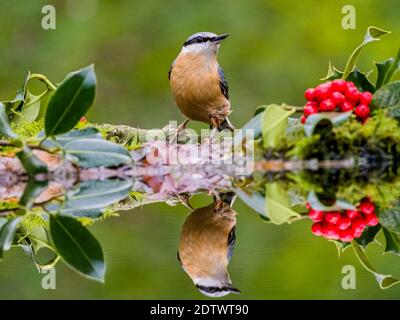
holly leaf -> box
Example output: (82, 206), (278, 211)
(346, 69), (375, 93)
(20, 91), (41, 123)
(0, 217), (23, 259)
(379, 202), (400, 234)
(64, 179), (132, 211)
(64, 138), (132, 168)
(0, 102), (18, 139)
(45, 203), (104, 219)
(234, 188), (267, 217)
(343, 26), (390, 79)
(355, 225), (382, 248)
(240, 111), (263, 138)
(38, 127), (101, 149)
(45, 65), (96, 136)
(265, 182), (300, 225)
(352, 240), (400, 289)
(383, 228), (400, 256)
(304, 112), (353, 137)
(16, 145), (48, 175)
(307, 191), (356, 211)
(21, 226), (59, 272)
(321, 62), (343, 81)
(49, 215), (105, 282)
(3, 72), (30, 111)
(375, 49), (400, 88)
(372, 81), (400, 120)
(262, 104), (295, 148)
(334, 241), (352, 257)
(19, 180), (49, 208)
(376, 58), (396, 89)
(253, 105), (266, 116)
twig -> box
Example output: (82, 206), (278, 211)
(29, 74), (57, 91)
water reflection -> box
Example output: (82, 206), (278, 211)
(178, 193), (240, 297)
(1, 130), (400, 294)
(0, 140), (400, 297)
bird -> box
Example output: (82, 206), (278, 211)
(177, 192), (240, 297)
(169, 32), (234, 131)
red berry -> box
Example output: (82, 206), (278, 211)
(319, 98), (336, 111)
(304, 102), (319, 115)
(80, 116), (87, 123)
(346, 224), (362, 238)
(354, 104), (370, 118)
(340, 101), (354, 112)
(323, 224), (340, 240)
(339, 229), (354, 242)
(353, 228), (364, 238)
(353, 217), (367, 233)
(365, 214), (379, 227)
(304, 88), (316, 101)
(360, 91), (373, 105)
(359, 201), (375, 215)
(325, 212), (341, 224)
(346, 210), (360, 219)
(346, 81), (357, 90)
(331, 91), (345, 106)
(306, 203), (311, 209)
(311, 222), (324, 236)
(309, 209), (324, 222)
(346, 86), (361, 102)
(300, 115), (307, 124)
(331, 79), (347, 92)
(337, 215), (352, 230)
(315, 83), (332, 100)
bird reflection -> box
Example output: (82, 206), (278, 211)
(177, 192), (241, 297)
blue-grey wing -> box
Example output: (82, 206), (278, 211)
(218, 65), (229, 100)
(227, 225), (236, 261)
(168, 60), (175, 80)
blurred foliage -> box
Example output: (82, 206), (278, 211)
(1, 0), (400, 299)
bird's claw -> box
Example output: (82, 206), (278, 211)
(177, 193), (193, 210)
(168, 119), (190, 143)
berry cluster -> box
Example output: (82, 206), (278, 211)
(301, 79), (373, 124)
(309, 198), (379, 242)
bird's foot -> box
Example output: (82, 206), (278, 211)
(177, 193), (193, 210)
(169, 119), (190, 143)
(178, 119), (190, 131)
(210, 117), (235, 132)
(217, 117), (235, 132)
(213, 191), (237, 211)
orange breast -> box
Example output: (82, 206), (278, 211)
(178, 203), (236, 279)
(170, 53), (230, 124)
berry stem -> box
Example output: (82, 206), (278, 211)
(282, 105), (304, 112)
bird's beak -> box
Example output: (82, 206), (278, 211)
(228, 286), (242, 294)
(213, 33), (229, 44)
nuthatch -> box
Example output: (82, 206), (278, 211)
(169, 32), (234, 131)
(177, 193), (240, 297)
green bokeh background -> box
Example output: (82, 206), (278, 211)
(1, 0), (400, 299)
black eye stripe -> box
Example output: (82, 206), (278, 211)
(183, 36), (215, 46)
(195, 284), (239, 294)
(196, 285), (227, 293)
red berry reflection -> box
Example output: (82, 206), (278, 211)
(309, 198), (379, 242)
